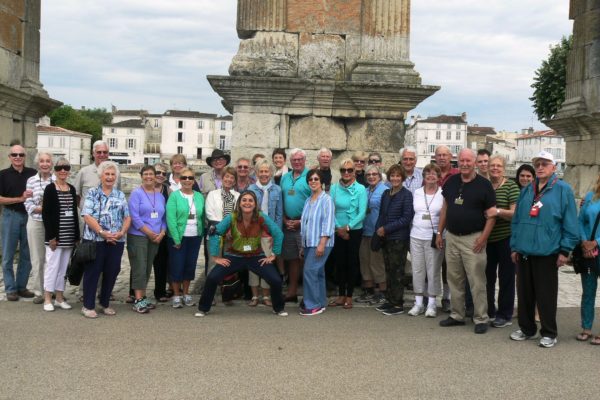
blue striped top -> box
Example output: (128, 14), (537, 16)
(300, 191), (335, 248)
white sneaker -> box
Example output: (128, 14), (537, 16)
(539, 336), (557, 348)
(43, 303), (54, 312)
(172, 296), (183, 308)
(194, 311), (206, 317)
(183, 295), (195, 307)
(54, 300), (72, 310)
(407, 304), (425, 316)
(425, 307), (437, 318)
(274, 310), (288, 317)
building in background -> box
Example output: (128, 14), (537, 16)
(160, 110), (217, 165)
(102, 119), (147, 165)
(37, 117), (92, 166)
(405, 113), (468, 168)
(214, 115), (233, 151)
(516, 129), (566, 171)
(467, 125), (496, 152)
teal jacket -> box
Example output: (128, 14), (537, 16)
(330, 181), (368, 230)
(166, 190), (205, 245)
(510, 174), (578, 256)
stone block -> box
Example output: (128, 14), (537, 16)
(232, 112), (282, 149)
(344, 34), (362, 79)
(289, 116), (347, 151)
(1, 0), (25, 18)
(0, 11), (23, 54)
(287, 0), (361, 35)
(346, 118), (405, 152)
(229, 32), (298, 78)
(298, 33), (345, 80)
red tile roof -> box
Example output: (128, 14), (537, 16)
(515, 129), (559, 140)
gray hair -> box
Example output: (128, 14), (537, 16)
(55, 157), (70, 167)
(255, 158), (274, 174)
(289, 148), (306, 159)
(365, 165), (382, 178)
(489, 154), (506, 167)
(317, 147), (332, 158)
(458, 148), (477, 159)
(97, 160), (120, 180)
(400, 147), (417, 158)
(435, 145), (451, 156)
(93, 140), (109, 151)
(34, 151), (53, 165)
(235, 157), (251, 165)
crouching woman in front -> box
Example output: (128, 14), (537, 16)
(196, 191), (287, 317)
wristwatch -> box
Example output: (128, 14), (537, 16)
(98, 229), (104, 235)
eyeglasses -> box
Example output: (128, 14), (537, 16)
(534, 161), (552, 168)
(54, 165), (71, 172)
(95, 150), (109, 155)
(354, 160), (365, 164)
(237, 165), (249, 170)
(308, 177), (320, 182)
(340, 168), (354, 174)
(10, 153), (25, 158)
(179, 176), (195, 181)
(155, 171), (167, 176)
(368, 159), (380, 164)
(365, 173), (379, 177)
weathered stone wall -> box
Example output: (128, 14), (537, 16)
(0, 0), (60, 169)
(211, 0), (438, 168)
(547, 0), (600, 198)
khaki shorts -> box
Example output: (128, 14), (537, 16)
(359, 236), (386, 283)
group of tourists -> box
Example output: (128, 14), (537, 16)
(1, 139), (599, 348)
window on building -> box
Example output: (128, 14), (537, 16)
(154, 119), (159, 128)
(428, 144), (436, 154)
(197, 148), (203, 160)
(177, 132), (184, 142)
(219, 135), (226, 150)
(447, 124), (452, 129)
(48, 137), (53, 147)
(177, 146), (183, 154)
(220, 121), (226, 130)
(128, 129), (133, 134)
(456, 131), (461, 140)
(127, 139), (136, 149)
(109, 138), (117, 148)
(178, 120), (184, 129)
(451, 145), (461, 154)
(446, 131), (452, 140)
(437, 124), (441, 129)
(436, 131), (441, 140)
(198, 120), (204, 129)
(110, 128), (115, 133)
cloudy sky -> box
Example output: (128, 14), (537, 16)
(41, 1), (572, 132)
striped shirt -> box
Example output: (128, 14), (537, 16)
(24, 173), (54, 221)
(403, 168), (423, 195)
(488, 178), (520, 243)
(300, 191), (335, 248)
(54, 189), (77, 247)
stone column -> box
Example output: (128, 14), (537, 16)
(236, 0), (287, 38)
(351, 0), (420, 83)
(20, 0), (47, 97)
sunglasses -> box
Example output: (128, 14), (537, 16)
(368, 159), (380, 164)
(354, 160), (365, 164)
(534, 161), (552, 168)
(179, 176), (195, 181)
(155, 171), (167, 176)
(54, 165), (71, 172)
(10, 153), (25, 158)
(95, 150), (109, 155)
(340, 168), (354, 174)
(365, 173), (379, 177)
(308, 177), (320, 182)
(237, 165), (249, 170)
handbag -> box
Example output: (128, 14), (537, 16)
(424, 189), (439, 249)
(221, 273), (242, 302)
(572, 211), (600, 274)
(67, 240), (96, 286)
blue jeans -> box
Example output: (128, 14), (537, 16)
(580, 261), (600, 330)
(302, 246), (332, 310)
(1, 209), (32, 293)
(199, 255), (284, 313)
(168, 236), (201, 282)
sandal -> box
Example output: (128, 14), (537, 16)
(576, 332), (592, 341)
(247, 296), (259, 307)
(81, 307), (98, 319)
(328, 297), (345, 307)
(262, 296), (272, 307)
(343, 298), (353, 309)
(591, 335), (600, 346)
(101, 307), (117, 316)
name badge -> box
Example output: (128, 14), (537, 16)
(422, 213), (431, 220)
(150, 212), (159, 219)
(64, 210), (74, 217)
(243, 245), (252, 252)
(188, 213), (195, 220)
(454, 197), (463, 205)
(288, 189), (295, 196)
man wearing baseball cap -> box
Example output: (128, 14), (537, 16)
(509, 150), (578, 348)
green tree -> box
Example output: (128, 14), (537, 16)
(48, 105), (112, 143)
(530, 35), (572, 121)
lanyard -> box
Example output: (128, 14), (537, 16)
(533, 176), (558, 204)
(142, 187), (156, 212)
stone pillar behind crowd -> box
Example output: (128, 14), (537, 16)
(208, 0), (439, 168)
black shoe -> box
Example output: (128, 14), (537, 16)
(382, 306), (404, 316)
(375, 302), (394, 312)
(439, 317), (465, 327)
(441, 299), (451, 313)
(474, 323), (488, 334)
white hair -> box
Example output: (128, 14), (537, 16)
(34, 151), (53, 165)
(400, 147), (417, 158)
(255, 158), (274, 174)
(97, 160), (120, 180)
(317, 147), (332, 158)
(458, 148), (477, 159)
(93, 140), (109, 151)
(289, 148), (306, 159)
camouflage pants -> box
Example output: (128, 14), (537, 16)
(382, 239), (409, 307)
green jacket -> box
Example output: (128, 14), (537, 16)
(166, 190), (205, 245)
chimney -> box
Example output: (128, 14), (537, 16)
(461, 112), (467, 122)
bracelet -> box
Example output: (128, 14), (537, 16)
(436, 231), (441, 235)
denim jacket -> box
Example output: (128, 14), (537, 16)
(249, 182), (283, 228)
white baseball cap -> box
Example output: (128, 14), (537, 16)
(532, 150), (556, 165)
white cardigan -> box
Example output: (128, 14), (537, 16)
(205, 188), (240, 222)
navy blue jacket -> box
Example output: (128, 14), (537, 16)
(375, 187), (414, 241)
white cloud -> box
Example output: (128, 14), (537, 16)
(41, 0), (573, 130)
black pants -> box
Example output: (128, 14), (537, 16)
(152, 237), (170, 299)
(517, 254), (559, 338)
(334, 229), (362, 297)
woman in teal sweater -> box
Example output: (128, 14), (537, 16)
(166, 168), (205, 309)
(329, 158), (368, 309)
